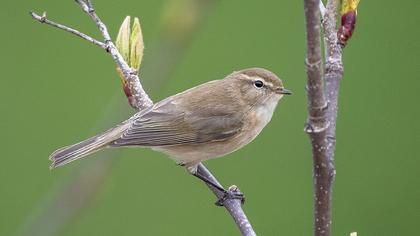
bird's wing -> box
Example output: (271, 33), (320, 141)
(111, 80), (244, 147)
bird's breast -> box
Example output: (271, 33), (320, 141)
(250, 97), (278, 132)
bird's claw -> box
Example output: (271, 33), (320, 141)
(215, 188), (245, 206)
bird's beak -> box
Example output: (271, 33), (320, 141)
(277, 87), (293, 95)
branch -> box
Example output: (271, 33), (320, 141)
(30, 1), (254, 235)
(323, 0), (342, 64)
(29, 11), (106, 49)
(76, 0), (153, 111)
(31, 2), (152, 110)
(305, 0), (359, 235)
(197, 164), (256, 236)
(303, 0), (333, 236)
(304, 0), (329, 134)
(318, 2), (342, 235)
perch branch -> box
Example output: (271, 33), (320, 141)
(30, 1), (254, 235)
(197, 164), (255, 236)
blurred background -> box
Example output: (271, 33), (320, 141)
(1, 0), (418, 235)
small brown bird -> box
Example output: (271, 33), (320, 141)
(49, 67), (291, 199)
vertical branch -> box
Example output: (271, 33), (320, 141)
(324, 0), (343, 154)
(304, 0), (329, 134)
(322, 1), (344, 234)
(305, 0), (359, 235)
(303, 0), (334, 236)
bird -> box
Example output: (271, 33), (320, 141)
(49, 67), (291, 201)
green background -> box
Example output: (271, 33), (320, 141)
(1, 0), (419, 235)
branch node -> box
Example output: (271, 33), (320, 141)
(304, 120), (329, 134)
(104, 40), (112, 52)
(305, 58), (322, 69)
(129, 69), (138, 76)
(40, 11), (47, 22)
(326, 135), (336, 142)
(85, 0), (95, 13)
(305, 102), (330, 134)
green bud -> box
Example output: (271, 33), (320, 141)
(129, 17), (144, 70)
(116, 16), (131, 62)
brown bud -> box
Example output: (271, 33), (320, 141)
(337, 11), (357, 46)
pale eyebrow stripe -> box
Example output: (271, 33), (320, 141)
(241, 74), (274, 88)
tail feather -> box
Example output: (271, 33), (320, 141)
(49, 121), (131, 169)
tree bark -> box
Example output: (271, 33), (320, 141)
(303, 0), (345, 235)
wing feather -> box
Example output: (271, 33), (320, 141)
(111, 80), (244, 147)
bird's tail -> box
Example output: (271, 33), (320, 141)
(49, 121), (131, 169)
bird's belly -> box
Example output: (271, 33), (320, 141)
(153, 105), (275, 165)
(152, 138), (247, 164)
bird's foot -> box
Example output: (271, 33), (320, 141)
(191, 169), (245, 206)
(215, 185), (245, 206)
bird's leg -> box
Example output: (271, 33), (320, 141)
(192, 170), (228, 192)
(188, 164), (245, 206)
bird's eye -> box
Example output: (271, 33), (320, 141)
(254, 80), (264, 88)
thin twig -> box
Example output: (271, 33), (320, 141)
(30, 9), (152, 110)
(77, 0), (153, 110)
(323, 0), (343, 61)
(75, 0), (127, 73)
(30, 1), (254, 235)
(29, 11), (106, 49)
